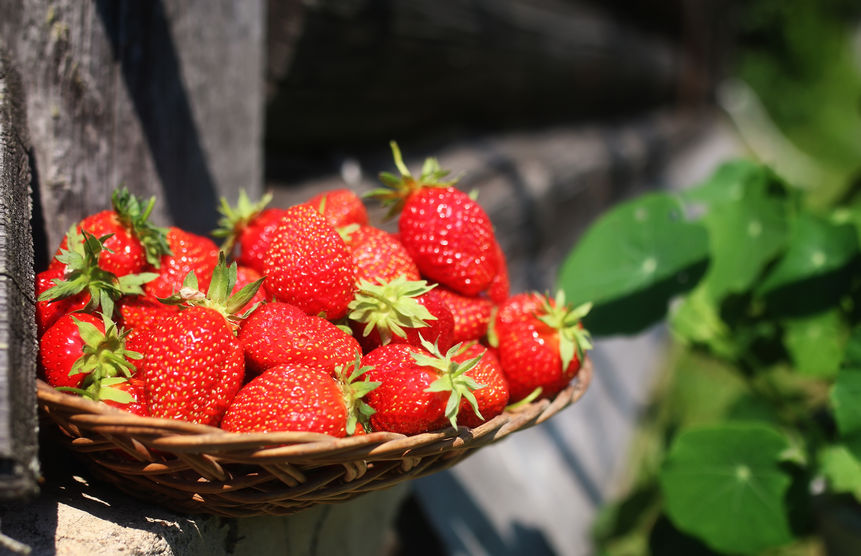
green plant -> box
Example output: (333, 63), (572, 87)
(559, 160), (861, 554)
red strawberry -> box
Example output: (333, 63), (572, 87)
(362, 339), (484, 435)
(491, 292), (592, 403)
(454, 345), (509, 428)
(371, 142), (498, 296)
(306, 188), (368, 228)
(144, 227), (219, 299)
(39, 313), (141, 398)
(52, 188), (171, 277)
(435, 287), (494, 344)
(214, 190), (286, 273)
(262, 204), (356, 319)
(348, 278), (454, 353)
(38, 228), (157, 328)
(486, 240), (510, 304)
(116, 295), (180, 359)
(221, 364), (346, 435)
(343, 225), (420, 284)
(239, 301), (361, 376)
(141, 256), (264, 425)
(221, 354), (378, 436)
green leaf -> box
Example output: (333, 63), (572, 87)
(699, 187), (788, 300)
(660, 423), (795, 554)
(843, 325), (861, 367)
(757, 213), (858, 297)
(783, 309), (848, 378)
(820, 444), (861, 503)
(558, 193), (709, 336)
(682, 159), (784, 206)
(669, 285), (737, 360)
(831, 367), (861, 437)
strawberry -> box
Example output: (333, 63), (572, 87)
(348, 278), (454, 353)
(239, 301), (361, 376)
(486, 240), (510, 304)
(361, 339), (484, 435)
(116, 295), (180, 359)
(262, 204), (356, 319)
(232, 265), (268, 313)
(141, 256), (263, 425)
(38, 227), (157, 329)
(454, 344), (509, 428)
(144, 227), (219, 299)
(370, 142), (498, 296)
(221, 353), (378, 436)
(306, 188), (368, 228)
(342, 225), (420, 284)
(51, 188), (171, 277)
(435, 287), (494, 344)
(102, 377), (149, 416)
(39, 313), (141, 404)
(490, 292), (593, 403)
(213, 190), (286, 273)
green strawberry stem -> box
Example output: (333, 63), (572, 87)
(348, 277), (437, 345)
(367, 141), (457, 218)
(213, 189), (273, 254)
(537, 291), (594, 371)
(56, 313), (140, 404)
(335, 352), (381, 436)
(39, 227), (158, 320)
(504, 387), (543, 411)
(160, 252), (264, 327)
(112, 187), (172, 267)
(415, 337), (485, 429)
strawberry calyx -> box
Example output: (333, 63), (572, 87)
(414, 337), (486, 429)
(39, 227), (158, 320)
(56, 313), (141, 405)
(335, 351), (381, 436)
(348, 277), (437, 345)
(160, 252), (264, 327)
(336, 223), (361, 244)
(368, 141), (457, 218)
(111, 187), (172, 267)
(213, 189), (274, 253)
(536, 291), (594, 371)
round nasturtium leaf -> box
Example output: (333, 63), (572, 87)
(831, 367), (861, 438)
(557, 192), (708, 336)
(660, 423), (795, 554)
(756, 212), (859, 297)
(783, 309), (849, 378)
(820, 444), (861, 503)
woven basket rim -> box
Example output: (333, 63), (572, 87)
(37, 356), (592, 457)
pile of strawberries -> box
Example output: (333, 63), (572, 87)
(36, 144), (593, 438)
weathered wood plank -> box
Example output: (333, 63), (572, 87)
(0, 47), (39, 500)
(0, 0), (264, 256)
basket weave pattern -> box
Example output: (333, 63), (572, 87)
(37, 358), (591, 517)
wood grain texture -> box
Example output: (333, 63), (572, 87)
(0, 47), (39, 500)
(1, 0), (264, 256)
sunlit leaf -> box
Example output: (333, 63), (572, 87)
(660, 423), (795, 554)
(820, 444), (861, 503)
(783, 309), (848, 378)
(831, 367), (861, 437)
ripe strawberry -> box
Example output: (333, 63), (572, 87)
(102, 377), (150, 416)
(144, 227), (219, 299)
(116, 295), (180, 359)
(262, 204), (356, 319)
(306, 188), (368, 228)
(239, 301), (361, 376)
(491, 292), (593, 403)
(213, 190), (286, 273)
(342, 225), (420, 284)
(435, 287), (494, 344)
(38, 227), (157, 329)
(51, 188), (171, 277)
(454, 344), (509, 428)
(370, 142), (498, 296)
(141, 257), (263, 425)
(221, 364), (346, 435)
(39, 313), (141, 398)
(361, 339), (484, 435)
(348, 278), (454, 353)
(221, 354), (378, 436)
(486, 240), (510, 304)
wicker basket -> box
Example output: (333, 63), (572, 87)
(36, 357), (592, 517)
